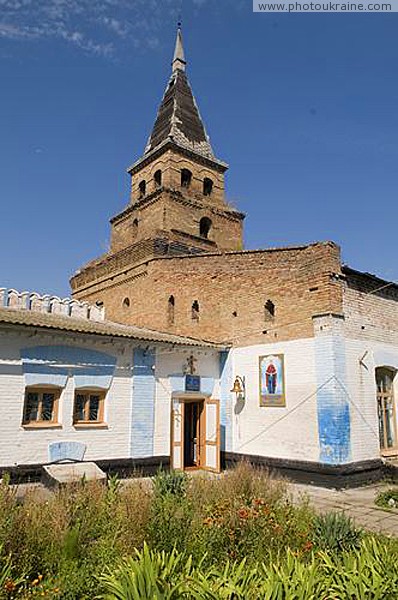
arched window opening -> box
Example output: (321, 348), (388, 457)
(181, 169), (192, 188)
(376, 367), (397, 451)
(154, 170), (162, 187)
(138, 180), (146, 198)
(191, 300), (200, 321)
(264, 299), (275, 321)
(122, 297), (130, 309)
(168, 295), (175, 325)
(199, 217), (212, 239)
(132, 218), (139, 239)
(203, 177), (213, 196)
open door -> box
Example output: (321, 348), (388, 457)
(171, 400), (184, 470)
(202, 398), (220, 473)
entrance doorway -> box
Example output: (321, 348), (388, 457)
(376, 367), (397, 455)
(183, 401), (203, 469)
(171, 396), (220, 472)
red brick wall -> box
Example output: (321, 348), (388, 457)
(73, 242), (343, 346)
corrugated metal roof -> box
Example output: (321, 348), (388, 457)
(0, 307), (225, 348)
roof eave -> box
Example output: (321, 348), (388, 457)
(127, 139), (229, 176)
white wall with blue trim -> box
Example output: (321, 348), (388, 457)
(0, 330), (133, 467)
(154, 348), (223, 457)
(0, 327), (224, 469)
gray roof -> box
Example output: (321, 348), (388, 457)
(0, 307), (224, 348)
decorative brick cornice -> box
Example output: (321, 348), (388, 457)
(127, 139), (228, 176)
(110, 187), (245, 226)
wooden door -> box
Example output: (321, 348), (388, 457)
(201, 398), (220, 473)
(171, 399), (184, 470)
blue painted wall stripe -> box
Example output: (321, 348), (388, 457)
(130, 347), (156, 458)
(315, 332), (351, 464)
(20, 345), (116, 388)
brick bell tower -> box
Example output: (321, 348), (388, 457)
(71, 26), (245, 308)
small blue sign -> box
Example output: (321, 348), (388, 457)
(185, 374), (200, 392)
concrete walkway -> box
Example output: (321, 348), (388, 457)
(290, 483), (398, 536)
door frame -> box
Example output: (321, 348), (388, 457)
(170, 393), (220, 472)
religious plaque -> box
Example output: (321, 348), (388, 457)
(259, 354), (286, 407)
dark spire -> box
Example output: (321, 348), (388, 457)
(144, 26), (214, 160)
(172, 24), (186, 73)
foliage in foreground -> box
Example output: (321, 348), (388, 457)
(0, 464), (396, 598)
(99, 537), (398, 600)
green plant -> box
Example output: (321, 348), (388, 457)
(0, 552), (14, 596)
(0, 465), (396, 597)
(98, 539), (398, 600)
(191, 558), (264, 600)
(321, 536), (398, 599)
(375, 488), (398, 509)
(153, 470), (188, 499)
(260, 552), (326, 600)
(148, 470), (192, 554)
(107, 475), (122, 498)
(312, 511), (362, 553)
(98, 543), (193, 600)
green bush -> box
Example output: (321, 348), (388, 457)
(375, 488), (398, 509)
(153, 470), (188, 498)
(0, 477), (151, 598)
(312, 511), (362, 553)
(148, 492), (192, 555)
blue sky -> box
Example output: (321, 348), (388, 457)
(0, 0), (397, 297)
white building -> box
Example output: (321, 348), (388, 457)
(0, 275), (397, 488)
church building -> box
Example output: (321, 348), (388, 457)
(0, 28), (397, 486)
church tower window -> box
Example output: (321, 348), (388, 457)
(138, 180), (146, 198)
(168, 295), (175, 324)
(181, 169), (192, 188)
(199, 217), (212, 239)
(264, 300), (275, 320)
(203, 178), (213, 196)
(154, 170), (162, 187)
(192, 300), (200, 321)
(132, 218), (139, 239)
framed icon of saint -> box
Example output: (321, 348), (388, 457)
(259, 354), (286, 407)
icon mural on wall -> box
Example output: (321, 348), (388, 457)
(259, 354), (286, 407)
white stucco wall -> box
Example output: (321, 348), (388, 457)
(230, 338), (320, 463)
(343, 339), (398, 463)
(343, 282), (398, 463)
